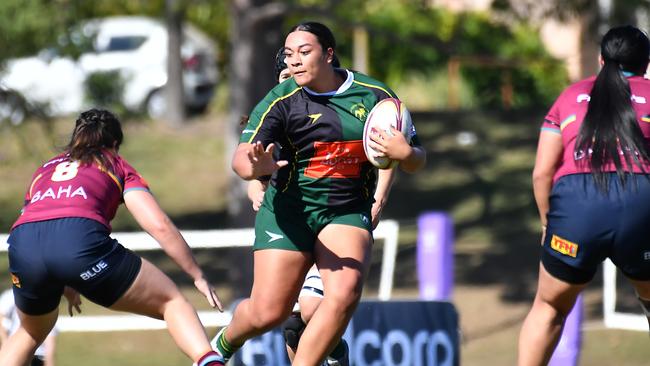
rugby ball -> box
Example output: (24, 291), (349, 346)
(362, 98), (413, 169)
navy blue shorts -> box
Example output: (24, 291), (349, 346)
(8, 218), (141, 315)
(542, 173), (650, 284)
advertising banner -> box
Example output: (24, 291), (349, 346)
(233, 300), (459, 366)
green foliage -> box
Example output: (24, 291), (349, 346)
(185, 1), (229, 68)
(457, 18), (568, 107)
(0, 0), (568, 109)
(83, 70), (127, 116)
(0, 0), (65, 61)
(328, 0), (568, 108)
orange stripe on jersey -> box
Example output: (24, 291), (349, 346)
(104, 170), (123, 192)
(93, 158), (124, 193)
(28, 173), (43, 200)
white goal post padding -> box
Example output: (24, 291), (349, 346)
(602, 258), (648, 331)
(0, 220), (399, 332)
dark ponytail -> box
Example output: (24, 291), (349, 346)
(575, 25), (650, 190)
(66, 108), (123, 169)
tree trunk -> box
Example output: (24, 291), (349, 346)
(226, 0), (287, 299)
(578, 0), (601, 79)
(226, 0), (286, 226)
(165, 0), (185, 127)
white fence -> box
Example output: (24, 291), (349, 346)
(0, 220), (399, 332)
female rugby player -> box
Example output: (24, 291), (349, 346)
(214, 21), (425, 365)
(0, 109), (225, 366)
(518, 25), (650, 365)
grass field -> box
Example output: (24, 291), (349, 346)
(1, 109), (649, 365)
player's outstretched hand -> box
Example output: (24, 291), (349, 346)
(194, 277), (223, 312)
(63, 286), (82, 316)
(369, 127), (412, 161)
(247, 179), (268, 212)
(247, 142), (288, 178)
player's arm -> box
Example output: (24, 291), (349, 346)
(369, 127), (426, 173)
(124, 190), (222, 310)
(232, 142), (287, 180)
(532, 130), (562, 228)
(398, 145), (426, 173)
(235, 92), (289, 180)
(371, 167), (397, 229)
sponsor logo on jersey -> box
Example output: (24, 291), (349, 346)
(10, 273), (21, 288)
(308, 113), (322, 124)
(632, 94), (647, 104)
(577, 94), (646, 104)
(80, 260), (109, 281)
(305, 141), (367, 179)
(350, 103), (368, 122)
(550, 235), (578, 258)
(265, 230), (284, 243)
(30, 185), (88, 203)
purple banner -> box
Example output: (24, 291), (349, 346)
(417, 212), (454, 301)
(549, 294), (583, 366)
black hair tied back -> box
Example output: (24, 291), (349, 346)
(575, 25), (650, 190)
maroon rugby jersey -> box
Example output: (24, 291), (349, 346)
(12, 152), (149, 231)
(541, 75), (650, 182)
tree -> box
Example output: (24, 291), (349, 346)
(165, 0), (186, 127)
(226, 0), (288, 226)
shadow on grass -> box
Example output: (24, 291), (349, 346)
(366, 108), (550, 305)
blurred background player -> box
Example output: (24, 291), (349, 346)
(0, 288), (58, 366)
(518, 25), (650, 366)
(215, 21), (425, 365)
(0, 109), (225, 366)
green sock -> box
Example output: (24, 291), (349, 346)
(215, 327), (239, 361)
(328, 340), (346, 359)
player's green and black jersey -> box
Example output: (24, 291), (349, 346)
(240, 69), (418, 208)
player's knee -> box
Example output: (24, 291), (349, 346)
(282, 313), (305, 351)
(298, 297), (320, 323)
(327, 279), (363, 309)
(249, 303), (290, 329)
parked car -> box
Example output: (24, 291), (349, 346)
(0, 16), (218, 119)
